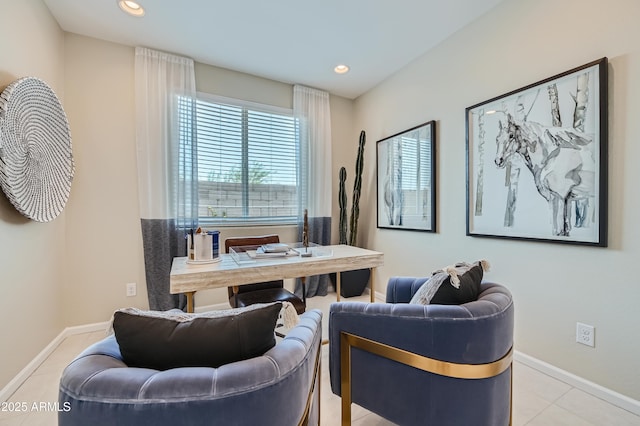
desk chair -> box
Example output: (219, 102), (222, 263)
(225, 235), (306, 314)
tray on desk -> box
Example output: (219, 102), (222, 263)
(229, 243), (332, 265)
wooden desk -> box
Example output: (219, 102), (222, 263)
(170, 244), (384, 313)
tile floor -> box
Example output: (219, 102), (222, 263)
(1, 292), (639, 425)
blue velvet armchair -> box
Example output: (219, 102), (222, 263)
(59, 310), (322, 426)
(329, 278), (514, 426)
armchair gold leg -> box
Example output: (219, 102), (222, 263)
(298, 337), (322, 426)
(339, 331), (513, 425)
(340, 332), (352, 425)
(510, 363), (513, 426)
(318, 354), (322, 426)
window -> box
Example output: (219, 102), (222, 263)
(185, 94), (300, 225)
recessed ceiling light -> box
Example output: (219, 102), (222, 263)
(334, 64), (350, 74)
(118, 0), (145, 17)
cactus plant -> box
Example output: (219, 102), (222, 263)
(338, 167), (348, 244)
(335, 131), (370, 297)
(338, 130), (366, 246)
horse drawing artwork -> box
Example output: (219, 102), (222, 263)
(494, 113), (596, 237)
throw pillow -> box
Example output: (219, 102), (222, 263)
(409, 260), (489, 305)
(112, 302), (282, 370)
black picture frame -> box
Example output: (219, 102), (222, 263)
(376, 120), (436, 232)
(465, 58), (608, 246)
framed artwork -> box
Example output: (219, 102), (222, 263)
(466, 57), (608, 246)
(377, 120), (436, 232)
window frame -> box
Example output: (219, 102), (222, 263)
(193, 92), (301, 227)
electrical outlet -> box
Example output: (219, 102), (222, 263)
(126, 282), (137, 297)
(576, 322), (595, 347)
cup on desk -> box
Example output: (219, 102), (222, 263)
(187, 230), (219, 261)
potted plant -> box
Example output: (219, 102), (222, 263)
(332, 130), (371, 297)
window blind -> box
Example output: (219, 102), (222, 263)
(188, 95), (300, 224)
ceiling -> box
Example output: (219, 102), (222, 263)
(44, 0), (505, 99)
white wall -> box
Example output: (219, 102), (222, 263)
(352, 0), (640, 401)
(0, 0), (66, 391)
(0, 11), (354, 390)
(61, 37), (356, 315)
(62, 34), (149, 324)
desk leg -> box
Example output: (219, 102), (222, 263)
(232, 286), (240, 308)
(336, 272), (341, 302)
(370, 268), (376, 302)
(186, 292), (195, 313)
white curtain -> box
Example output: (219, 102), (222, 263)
(135, 47), (198, 310)
(293, 85), (332, 296)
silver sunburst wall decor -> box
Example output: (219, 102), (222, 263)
(0, 76), (75, 222)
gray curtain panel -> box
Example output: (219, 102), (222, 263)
(141, 219), (187, 311)
(296, 216), (331, 297)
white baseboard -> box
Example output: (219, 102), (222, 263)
(0, 321), (110, 403)
(514, 351), (640, 416)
